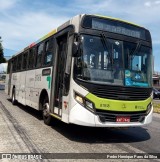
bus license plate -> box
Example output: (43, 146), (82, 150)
(116, 116), (130, 122)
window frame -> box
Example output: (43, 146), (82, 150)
(28, 47), (36, 70)
(36, 42), (44, 68)
(12, 57), (17, 72)
(22, 51), (29, 70)
(16, 54), (22, 71)
(42, 37), (54, 67)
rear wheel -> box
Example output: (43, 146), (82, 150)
(42, 96), (52, 125)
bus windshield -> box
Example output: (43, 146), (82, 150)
(74, 34), (152, 87)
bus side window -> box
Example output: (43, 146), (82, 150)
(13, 57), (17, 72)
(43, 39), (53, 66)
(22, 52), (28, 70)
(36, 43), (44, 68)
(28, 48), (36, 69)
(17, 55), (22, 71)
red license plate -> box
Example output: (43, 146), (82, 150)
(116, 116), (130, 122)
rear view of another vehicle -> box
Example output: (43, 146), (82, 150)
(153, 88), (160, 99)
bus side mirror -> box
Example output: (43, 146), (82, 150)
(72, 42), (79, 57)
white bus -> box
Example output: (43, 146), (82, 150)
(5, 14), (153, 127)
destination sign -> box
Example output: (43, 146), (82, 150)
(92, 19), (142, 39)
(82, 16), (146, 40)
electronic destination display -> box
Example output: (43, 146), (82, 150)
(82, 16), (147, 40)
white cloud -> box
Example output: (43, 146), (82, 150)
(1, 12), (69, 50)
(0, 0), (18, 10)
(66, 0), (160, 25)
(155, 0), (160, 4)
(144, 2), (151, 7)
(144, 0), (160, 7)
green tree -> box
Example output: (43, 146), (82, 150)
(0, 37), (6, 63)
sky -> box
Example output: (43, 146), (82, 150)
(0, 0), (160, 72)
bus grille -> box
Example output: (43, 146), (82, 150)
(96, 109), (146, 123)
(91, 85), (152, 101)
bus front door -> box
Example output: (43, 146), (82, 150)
(53, 34), (68, 116)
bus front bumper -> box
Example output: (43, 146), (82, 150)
(69, 103), (153, 127)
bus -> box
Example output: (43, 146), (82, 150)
(5, 14), (153, 127)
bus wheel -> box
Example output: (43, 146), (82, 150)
(42, 97), (52, 125)
(12, 88), (17, 105)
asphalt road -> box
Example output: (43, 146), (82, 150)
(0, 90), (160, 161)
(153, 98), (160, 103)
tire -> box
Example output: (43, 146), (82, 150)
(12, 88), (17, 105)
(42, 96), (52, 125)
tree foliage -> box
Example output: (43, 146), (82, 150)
(0, 37), (6, 63)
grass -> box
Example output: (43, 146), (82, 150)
(153, 101), (160, 114)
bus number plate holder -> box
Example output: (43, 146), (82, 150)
(116, 116), (130, 122)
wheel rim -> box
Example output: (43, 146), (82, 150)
(43, 103), (50, 118)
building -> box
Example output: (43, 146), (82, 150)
(0, 63), (7, 82)
(0, 63), (7, 74)
(153, 71), (160, 88)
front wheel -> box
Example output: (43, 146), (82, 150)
(42, 97), (52, 125)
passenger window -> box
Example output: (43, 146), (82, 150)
(17, 55), (22, 71)
(7, 60), (11, 73)
(28, 48), (36, 69)
(36, 43), (44, 67)
(44, 39), (53, 66)
(13, 58), (17, 72)
(22, 52), (28, 70)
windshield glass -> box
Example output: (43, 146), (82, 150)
(74, 34), (152, 87)
(123, 42), (152, 87)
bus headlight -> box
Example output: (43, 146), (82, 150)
(74, 92), (94, 112)
(146, 103), (152, 115)
(75, 94), (84, 105)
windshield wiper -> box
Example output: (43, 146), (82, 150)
(100, 33), (113, 68)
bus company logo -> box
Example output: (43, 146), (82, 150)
(122, 104), (126, 109)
